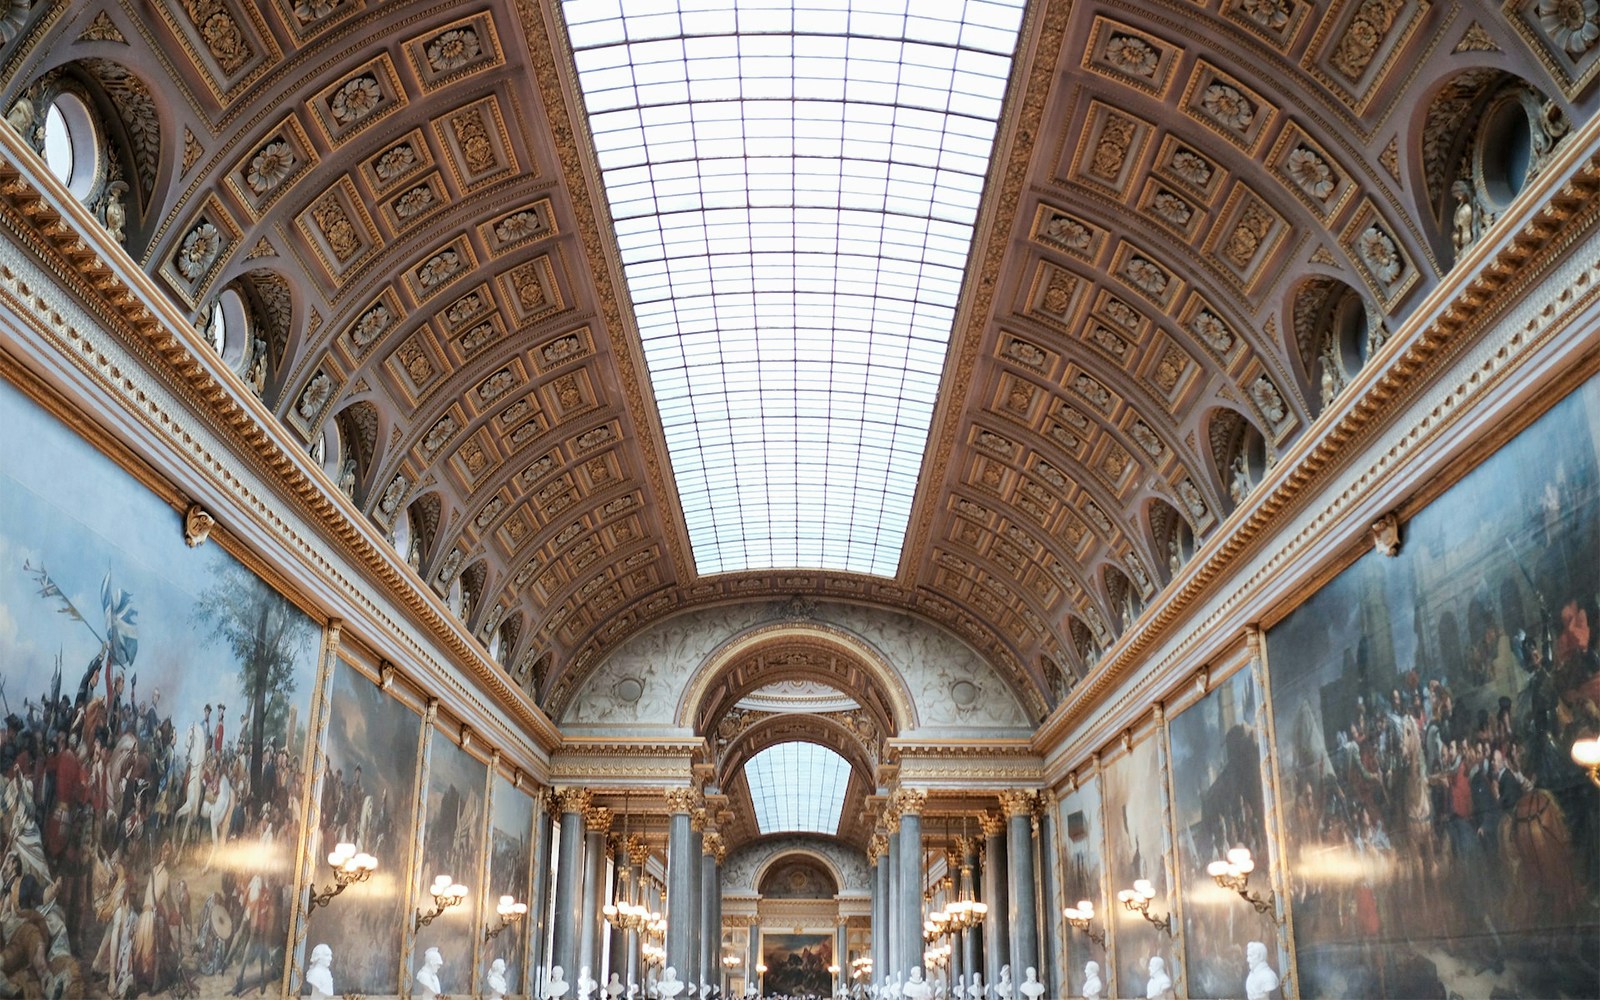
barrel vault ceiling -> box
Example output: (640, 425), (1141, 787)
(3, 0), (1592, 725)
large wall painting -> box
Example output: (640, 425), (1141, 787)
(760, 931), (833, 998)
(1099, 731), (1178, 997)
(1267, 374), (1600, 997)
(1168, 665), (1276, 998)
(412, 729), (488, 994)
(0, 380), (322, 996)
(302, 656), (421, 994)
(484, 771), (534, 993)
(1056, 775), (1107, 1000)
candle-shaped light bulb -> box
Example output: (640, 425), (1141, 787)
(449, 883), (467, 900)
(1207, 860), (1229, 878)
(1134, 878), (1155, 898)
(1572, 736), (1600, 767)
(514, 902), (528, 915)
(1078, 899), (1093, 916)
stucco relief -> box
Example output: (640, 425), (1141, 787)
(722, 835), (870, 895)
(560, 601), (1030, 732)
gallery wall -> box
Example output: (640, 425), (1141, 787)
(1054, 372), (1600, 999)
(0, 379), (540, 998)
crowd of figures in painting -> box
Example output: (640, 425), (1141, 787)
(1054, 372), (1600, 1000)
(0, 381), (539, 998)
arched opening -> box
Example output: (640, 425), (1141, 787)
(1148, 497), (1194, 582)
(1207, 407), (1267, 510)
(758, 855), (840, 898)
(1291, 278), (1375, 414)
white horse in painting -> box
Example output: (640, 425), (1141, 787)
(200, 766), (234, 871)
(171, 723), (208, 846)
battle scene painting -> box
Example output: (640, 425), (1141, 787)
(1099, 733), (1177, 997)
(1267, 375), (1600, 997)
(412, 730), (487, 994)
(482, 772), (534, 993)
(301, 657), (421, 995)
(0, 381), (322, 997)
(1167, 665), (1277, 998)
(760, 931), (833, 998)
(1056, 776), (1107, 1000)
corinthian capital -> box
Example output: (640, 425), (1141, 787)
(690, 807), (710, 832)
(883, 808), (901, 834)
(868, 833), (889, 862)
(554, 786), (592, 815)
(977, 811), (1005, 837)
(892, 787), (928, 816)
(999, 788), (1038, 818)
(584, 805), (613, 833)
(702, 831), (726, 862)
(663, 787), (697, 814)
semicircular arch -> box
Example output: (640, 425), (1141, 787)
(716, 713), (879, 794)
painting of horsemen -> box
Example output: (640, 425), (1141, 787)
(301, 658), (422, 994)
(483, 773), (535, 995)
(1098, 731), (1177, 999)
(1266, 375), (1600, 998)
(1055, 776), (1106, 1000)
(0, 382), (321, 996)
(412, 730), (488, 994)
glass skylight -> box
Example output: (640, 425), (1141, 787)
(744, 741), (852, 835)
(563, 0), (1027, 575)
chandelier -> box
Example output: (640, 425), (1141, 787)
(942, 818), (987, 932)
(604, 793), (666, 934)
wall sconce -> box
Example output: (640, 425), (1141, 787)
(307, 841), (376, 912)
(416, 874), (468, 929)
(1571, 735), (1600, 787)
(1062, 899), (1106, 948)
(1116, 879), (1172, 935)
(484, 894), (528, 941)
(1207, 847), (1279, 920)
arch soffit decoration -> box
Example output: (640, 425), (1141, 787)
(754, 851), (843, 899)
(729, 841), (861, 896)
(677, 621), (918, 734)
(2, 2), (1593, 730)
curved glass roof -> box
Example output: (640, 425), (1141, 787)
(563, 0), (1028, 576)
(744, 741), (852, 835)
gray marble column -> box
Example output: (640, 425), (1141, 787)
(885, 813), (901, 980)
(980, 812), (1009, 986)
(606, 836), (629, 985)
(528, 792), (555, 996)
(869, 833), (887, 984)
(1001, 791), (1038, 981)
(961, 837), (982, 983)
(700, 830), (723, 995)
(664, 789), (698, 981)
(626, 838), (648, 991)
(1034, 797), (1059, 997)
(578, 804), (612, 984)
(836, 917), (849, 995)
(687, 807), (706, 987)
(895, 789), (926, 983)
(550, 787), (591, 983)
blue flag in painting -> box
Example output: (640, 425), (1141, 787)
(100, 571), (138, 666)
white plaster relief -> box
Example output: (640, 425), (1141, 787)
(721, 834), (870, 894)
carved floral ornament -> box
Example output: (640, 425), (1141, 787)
(1537, 0), (1599, 54)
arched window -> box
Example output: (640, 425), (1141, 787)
(41, 90), (99, 200)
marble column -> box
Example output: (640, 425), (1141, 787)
(980, 811), (1009, 986)
(578, 803), (612, 984)
(961, 837), (982, 983)
(528, 791), (555, 996)
(550, 787), (591, 983)
(687, 806), (707, 987)
(868, 833), (887, 984)
(1034, 795), (1059, 997)
(945, 845), (964, 990)
(895, 788), (926, 983)
(835, 916), (849, 995)
(664, 788), (698, 981)
(701, 829), (724, 995)
(1001, 790), (1039, 981)
(606, 835), (629, 985)
(627, 837), (651, 990)
(884, 810), (901, 981)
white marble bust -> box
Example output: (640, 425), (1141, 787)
(579, 965), (598, 1000)
(967, 972), (986, 1000)
(414, 946), (443, 999)
(1081, 962), (1101, 1000)
(1018, 967), (1044, 1000)
(607, 971), (626, 998)
(994, 965), (1013, 1000)
(1246, 940), (1280, 1000)
(658, 966), (685, 1000)
(305, 943), (334, 999)
(1146, 956), (1175, 1000)
(545, 964), (572, 999)
(486, 958), (508, 1000)
(903, 967), (932, 1000)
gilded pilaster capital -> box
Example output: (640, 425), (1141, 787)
(998, 788), (1038, 818)
(867, 833), (889, 862)
(954, 835), (976, 857)
(892, 787), (927, 816)
(977, 811), (1005, 837)
(884, 809), (901, 834)
(584, 804), (613, 833)
(554, 786), (592, 815)
(690, 807), (709, 832)
(703, 831), (726, 863)
(663, 786), (697, 814)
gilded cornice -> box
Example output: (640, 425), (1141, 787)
(1033, 115), (1600, 755)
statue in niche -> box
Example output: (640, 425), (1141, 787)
(545, 965), (572, 999)
(1018, 968), (1045, 1000)
(337, 457), (357, 499)
(1451, 179), (1480, 257)
(1319, 339), (1344, 410)
(1229, 451), (1253, 505)
(658, 967), (685, 999)
(1081, 962), (1102, 1000)
(903, 967), (932, 1000)
(1145, 956), (1175, 1000)
(305, 943), (334, 999)
(413, 946), (444, 999)
(1245, 941), (1280, 1000)
(485, 958), (508, 1000)
(994, 965), (1013, 1000)
(1168, 531), (1183, 577)
(103, 180), (128, 244)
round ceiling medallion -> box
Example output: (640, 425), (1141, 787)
(614, 676), (644, 703)
(950, 680), (978, 706)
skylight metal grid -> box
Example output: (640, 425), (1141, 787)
(744, 741), (851, 835)
(563, 0), (1027, 575)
